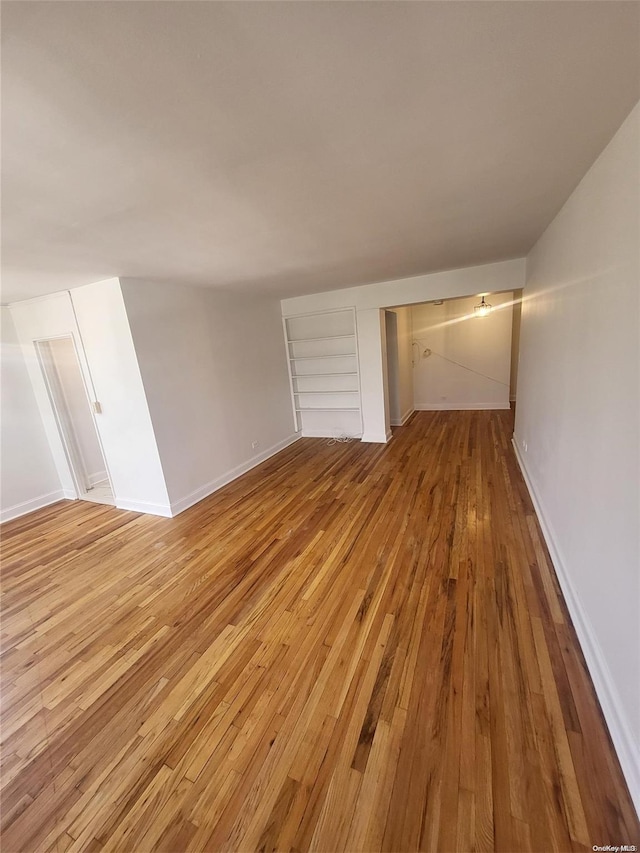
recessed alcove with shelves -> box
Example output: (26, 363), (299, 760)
(283, 308), (362, 438)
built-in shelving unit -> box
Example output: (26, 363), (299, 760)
(283, 308), (362, 438)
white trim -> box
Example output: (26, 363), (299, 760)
(361, 429), (392, 444)
(1, 489), (70, 523)
(301, 430), (362, 439)
(511, 437), (640, 816)
(115, 498), (173, 517)
(282, 306), (362, 321)
(282, 315), (300, 434)
(391, 407), (415, 427)
(169, 433), (302, 516)
(353, 308), (365, 440)
(414, 402), (510, 411)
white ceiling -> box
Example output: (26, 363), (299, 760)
(2, 1), (639, 303)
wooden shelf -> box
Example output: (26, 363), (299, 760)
(288, 334), (355, 343)
(295, 390), (358, 395)
(284, 308), (362, 438)
(296, 407), (360, 412)
(292, 372), (358, 378)
(289, 353), (356, 361)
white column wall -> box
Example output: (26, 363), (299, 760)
(357, 308), (390, 443)
(9, 280), (171, 516)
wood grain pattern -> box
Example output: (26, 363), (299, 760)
(1, 410), (637, 852)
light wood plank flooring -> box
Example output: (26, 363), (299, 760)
(1, 410), (638, 852)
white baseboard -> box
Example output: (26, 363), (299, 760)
(511, 437), (640, 816)
(169, 433), (301, 516)
(361, 429), (392, 443)
(301, 430), (362, 439)
(1, 489), (69, 523)
(414, 402), (511, 411)
(115, 499), (173, 517)
(391, 408), (415, 427)
(87, 470), (108, 486)
(0, 486), (172, 520)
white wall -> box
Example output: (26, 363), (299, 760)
(411, 292), (513, 410)
(281, 258), (527, 316)
(0, 307), (62, 521)
(70, 280), (171, 514)
(47, 336), (106, 485)
(355, 308), (390, 443)
(282, 258), (525, 441)
(515, 103), (640, 810)
(120, 279), (298, 514)
(9, 280), (171, 516)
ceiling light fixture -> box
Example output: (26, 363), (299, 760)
(474, 295), (492, 317)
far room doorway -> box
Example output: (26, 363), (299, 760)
(383, 291), (522, 434)
(35, 336), (114, 507)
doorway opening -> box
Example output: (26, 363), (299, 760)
(381, 291), (522, 435)
(36, 336), (114, 507)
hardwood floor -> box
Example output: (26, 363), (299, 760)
(1, 410), (637, 852)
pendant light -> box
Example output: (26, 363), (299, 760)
(474, 295), (492, 317)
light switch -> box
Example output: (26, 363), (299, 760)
(93, 401), (102, 414)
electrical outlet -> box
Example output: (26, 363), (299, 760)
(251, 440), (260, 450)
(522, 438), (528, 452)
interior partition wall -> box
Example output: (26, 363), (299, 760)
(8, 281), (171, 517)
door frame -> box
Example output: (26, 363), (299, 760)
(34, 334), (113, 502)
